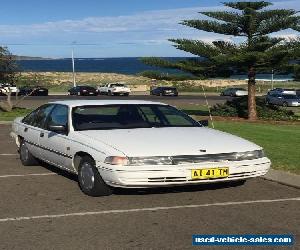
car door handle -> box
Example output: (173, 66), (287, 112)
(24, 127), (28, 132)
(40, 132), (44, 138)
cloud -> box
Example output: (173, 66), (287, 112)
(1, 0), (299, 57)
(0, 6), (226, 36)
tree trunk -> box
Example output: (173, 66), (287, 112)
(248, 67), (257, 120)
(6, 92), (13, 112)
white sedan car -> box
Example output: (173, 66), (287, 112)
(11, 100), (271, 196)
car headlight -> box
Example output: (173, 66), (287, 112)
(128, 156), (173, 166)
(104, 156), (129, 165)
(234, 150), (265, 161)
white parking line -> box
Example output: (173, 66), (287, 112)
(0, 173), (56, 178)
(0, 197), (299, 223)
(0, 154), (18, 156)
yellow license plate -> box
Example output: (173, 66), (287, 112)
(191, 168), (229, 180)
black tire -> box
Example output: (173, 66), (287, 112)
(124, 93), (129, 96)
(19, 140), (38, 166)
(282, 102), (288, 107)
(78, 156), (113, 197)
(108, 91), (112, 96)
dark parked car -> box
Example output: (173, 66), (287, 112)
(150, 86), (178, 96)
(18, 86), (48, 96)
(68, 86), (98, 96)
(266, 93), (300, 107)
(221, 88), (248, 97)
(267, 88), (296, 96)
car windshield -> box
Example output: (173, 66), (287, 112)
(111, 84), (126, 87)
(72, 104), (200, 131)
(82, 86), (95, 91)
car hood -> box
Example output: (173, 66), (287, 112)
(77, 127), (260, 157)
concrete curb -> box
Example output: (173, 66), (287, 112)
(262, 169), (300, 189)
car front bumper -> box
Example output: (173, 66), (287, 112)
(97, 157), (271, 188)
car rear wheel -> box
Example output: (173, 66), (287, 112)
(282, 102), (288, 107)
(20, 140), (38, 166)
(78, 156), (113, 197)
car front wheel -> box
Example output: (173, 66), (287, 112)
(78, 156), (113, 197)
(282, 102), (288, 107)
(20, 140), (38, 166)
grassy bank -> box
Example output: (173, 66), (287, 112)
(213, 121), (300, 174)
(0, 108), (32, 121)
(17, 72), (299, 94)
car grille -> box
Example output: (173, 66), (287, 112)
(172, 152), (254, 164)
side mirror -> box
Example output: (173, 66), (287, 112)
(199, 120), (209, 127)
(49, 125), (66, 133)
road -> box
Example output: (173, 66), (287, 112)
(0, 94), (232, 109)
(0, 124), (299, 249)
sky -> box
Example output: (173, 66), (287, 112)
(0, 0), (299, 58)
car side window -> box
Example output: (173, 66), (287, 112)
(32, 105), (55, 128)
(22, 109), (39, 126)
(23, 105), (54, 128)
(47, 105), (69, 129)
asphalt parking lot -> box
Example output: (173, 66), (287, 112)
(0, 93), (231, 109)
(0, 124), (299, 250)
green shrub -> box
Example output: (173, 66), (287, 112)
(139, 70), (198, 81)
(211, 96), (298, 120)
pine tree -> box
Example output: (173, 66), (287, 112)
(142, 1), (300, 120)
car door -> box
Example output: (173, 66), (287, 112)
(21, 104), (55, 158)
(269, 94), (277, 104)
(39, 104), (71, 170)
(274, 94), (281, 104)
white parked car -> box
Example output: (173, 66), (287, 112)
(11, 100), (271, 196)
(0, 83), (19, 96)
(98, 82), (131, 96)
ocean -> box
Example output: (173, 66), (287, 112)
(16, 57), (181, 75)
(16, 57), (293, 80)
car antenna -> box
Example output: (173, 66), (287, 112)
(201, 85), (215, 129)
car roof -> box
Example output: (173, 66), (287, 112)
(49, 100), (167, 107)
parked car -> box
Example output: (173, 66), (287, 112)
(0, 83), (19, 96)
(18, 86), (48, 96)
(68, 86), (98, 96)
(266, 93), (300, 107)
(220, 88), (248, 97)
(150, 86), (178, 96)
(296, 89), (300, 97)
(267, 88), (296, 96)
(11, 100), (270, 197)
(98, 82), (131, 96)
